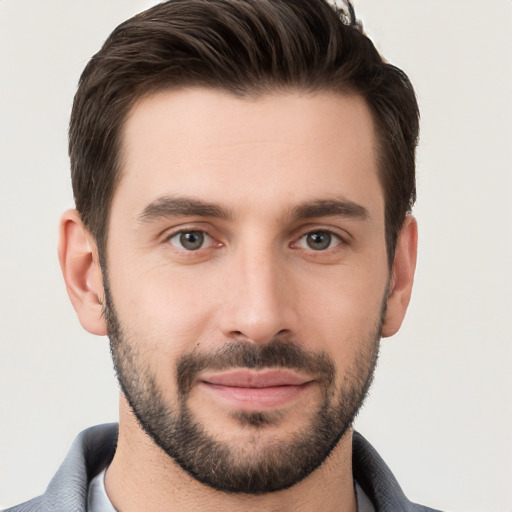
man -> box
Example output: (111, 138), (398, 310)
(5, 0), (441, 510)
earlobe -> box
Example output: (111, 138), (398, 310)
(58, 209), (108, 336)
(381, 215), (418, 338)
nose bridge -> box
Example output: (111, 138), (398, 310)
(220, 236), (294, 344)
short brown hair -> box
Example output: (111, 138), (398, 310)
(69, 0), (419, 265)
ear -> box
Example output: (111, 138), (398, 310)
(58, 209), (107, 336)
(381, 215), (418, 338)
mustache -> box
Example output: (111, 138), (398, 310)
(176, 339), (336, 396)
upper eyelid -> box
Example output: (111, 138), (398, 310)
(166, 227), (215, 238)
(299, 230), (343, 240)
(161, 223), (217, 240)
(291, 225), (352, 243)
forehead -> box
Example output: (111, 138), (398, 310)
(115, 88), (383, 220)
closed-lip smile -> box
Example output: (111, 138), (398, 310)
(198, 369), (315, 411)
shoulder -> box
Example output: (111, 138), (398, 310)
(353, 431), (445, 512)
(3, 424), (118, 512)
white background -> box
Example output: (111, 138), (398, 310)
(0, 1), (511, 510)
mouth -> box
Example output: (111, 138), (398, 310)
(198, 369), (315, 411)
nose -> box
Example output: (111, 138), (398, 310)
(218, 245), (297, 345)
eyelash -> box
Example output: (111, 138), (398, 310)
(166, 229), (219, 252)
(293, 230), (344, 251)
(164, 226), (347, 255)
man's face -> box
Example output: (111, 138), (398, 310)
(104, 89), (390, 493)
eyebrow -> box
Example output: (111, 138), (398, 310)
(138, 195), (369, 223)
(290, 198), (369, 221)
(138, 195), (232, 222)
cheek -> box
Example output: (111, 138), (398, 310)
(108, 259), (221, 353)
(295, 262), (388, 350)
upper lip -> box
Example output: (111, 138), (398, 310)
(200, 369), (313, 388)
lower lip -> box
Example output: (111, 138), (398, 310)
(199, 382), (313, 411)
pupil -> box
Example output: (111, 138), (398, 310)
(180, 231), (204, 250)
(307, 232), (331, 250)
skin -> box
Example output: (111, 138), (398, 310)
(59, 89), (417, 511)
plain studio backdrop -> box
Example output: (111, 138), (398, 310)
(0, 1), (510, 510)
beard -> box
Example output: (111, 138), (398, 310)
(103, 280), (382, 495)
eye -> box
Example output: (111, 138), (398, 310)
(296, 230), (342, 251)
(168, 230), (213, 251)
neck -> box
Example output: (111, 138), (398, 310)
(105, 395), (357, 512)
